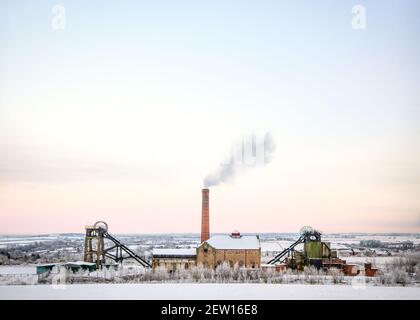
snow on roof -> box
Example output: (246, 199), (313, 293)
(37, 263), (60, 267)
(206, 235), (260, 250)
(65, 261), (96, 266)
(152, 248), (197, 257)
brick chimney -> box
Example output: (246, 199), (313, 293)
(201, 188), (210, 243)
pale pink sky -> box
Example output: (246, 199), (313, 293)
(1, 1), (420, 234)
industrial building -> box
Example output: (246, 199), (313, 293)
(265, 226), (360, 275)
(151, 188), (261, 271)
(152, 249), (196, 272)
(195, 188), (260, 269)
(79, 188), (368, 277)
(197, 232), (260, 268)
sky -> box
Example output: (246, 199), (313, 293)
(0, 0), (419, 234)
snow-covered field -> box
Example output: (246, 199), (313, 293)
(0, 235), (65, 248)
(260, 240), (296, 252)
(1, 232), (418, 254)
(1, 283), (419, 300)
(344, 256), (395, 266)
(0, 266), (37, 275)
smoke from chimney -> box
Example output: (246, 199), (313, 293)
(201, 188), (210, 243)
(203, 131), (276, 188)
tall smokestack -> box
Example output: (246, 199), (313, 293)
(201, 188), (210, 243)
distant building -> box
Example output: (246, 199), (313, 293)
(64, 261), (97, 273)
(151, 232), (261, 271)
(196, 232), (261, 269)
(152, 248), (196, 272)
(36, 263), (59, 275)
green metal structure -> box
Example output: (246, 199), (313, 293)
(268, 226), (345, 271)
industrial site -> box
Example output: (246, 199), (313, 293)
(1, 0), (420, 302)
(1, 187), (420, 296)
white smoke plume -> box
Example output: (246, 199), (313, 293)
(203, 132), (276, 188)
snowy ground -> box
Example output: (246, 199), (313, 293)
(1, 283), (419, 300)
(0, 266), (37, 275)
(344, 256), (395, 266)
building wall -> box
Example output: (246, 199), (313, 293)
(195, 242), (217, 268)
(152, 240), (262, 272)
(196, 243), (261, 268)
(152, 257), (196, 272)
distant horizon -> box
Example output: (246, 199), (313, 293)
(1, 230), (419, 237)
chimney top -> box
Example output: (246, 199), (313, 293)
(231, 231), (241, 238)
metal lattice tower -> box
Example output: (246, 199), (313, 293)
(83, 221), (151, 268)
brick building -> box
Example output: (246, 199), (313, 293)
(196, 232), (261, 269)
(151, 189), (261, 271)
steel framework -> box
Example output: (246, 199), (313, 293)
(83, 221), (151, 268)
